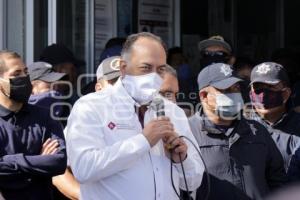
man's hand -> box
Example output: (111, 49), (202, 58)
(41, 138), (59, 155)
(143, 116), (174, 147)
(0, 191), (5, 200)
(163, 134), (188, 163)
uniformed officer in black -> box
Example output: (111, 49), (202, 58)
(188, 63), (287, 200)
(0, 50), (67, 200)
(248, 62), (300, 171)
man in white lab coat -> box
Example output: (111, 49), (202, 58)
(65, 32), (204, 200)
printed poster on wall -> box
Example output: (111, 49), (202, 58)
(94, 0), (115, 65)
(138, 0), (174, 47)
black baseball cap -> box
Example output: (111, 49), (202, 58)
(28, 62), (66, 82)
(39, 44), (85, 67)
(96, 56), (121, 80)
(197, 63), (242, 90)
(198, 35), (232, 53)
(250, 62), (290, 85)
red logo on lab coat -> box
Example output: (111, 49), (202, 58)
(108, 122), (116, 130)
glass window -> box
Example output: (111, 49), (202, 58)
(6, 0), (25, 56)
(4, 0), (48, 62)
(34, 0), (48, 61)
(56, 0), (88, 72)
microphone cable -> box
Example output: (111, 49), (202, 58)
(169, 135), (210, 200)
(170, 150), (189, 200)
(151, 97), (210, 199)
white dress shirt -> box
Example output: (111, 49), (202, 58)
(65, 78), (204, 200)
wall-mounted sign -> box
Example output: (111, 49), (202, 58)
(138, 0), (174, 47)
(94, 0), (116, 64)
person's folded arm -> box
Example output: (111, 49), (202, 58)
(0, 157), (23, 176)
(0, 119), (67, 178)
(1, 149), (66, 178)
(0, 148), (66, 188)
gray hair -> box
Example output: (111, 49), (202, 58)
(121, 32), (167, 62)
(0, 50), (21, 75)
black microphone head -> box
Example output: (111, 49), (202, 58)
(152, 97), (165, 117)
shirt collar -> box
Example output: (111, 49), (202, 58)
(271, 110), (298, 128)
(271, 113), (288, 127)
(251, 108), (289, 128)
(0, 103), (30, 118)
(0, 104), (12, 117)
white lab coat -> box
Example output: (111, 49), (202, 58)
(65, 79), (204, 200)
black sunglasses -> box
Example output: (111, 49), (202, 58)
(201, 50), (230, 57)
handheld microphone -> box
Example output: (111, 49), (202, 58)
(152, 97), (165, 117)
(152, 97), (175, 149)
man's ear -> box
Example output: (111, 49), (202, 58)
(31, 80), (38, 95)
(282, 88), (292, 104)
(199, 89), (208, 103)
(228, 55), (236, 66)
(0, 79), (4, 94)
(0, 78), (10, 96)
(95, 82), (102, 92)
(119, 59), (127, 77)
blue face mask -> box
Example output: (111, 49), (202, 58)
(214, 92), (244, 118)
(29, 90), (63, 117)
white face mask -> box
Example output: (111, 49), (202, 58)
(211, 92), (244, 118)
(122, 72), (163, 105)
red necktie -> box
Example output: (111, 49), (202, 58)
(137, 105), (147, 128)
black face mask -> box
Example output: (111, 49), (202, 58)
(250, 88), (284, 109)
(200, 55), (230, 68)
(8, 75), (32, 103)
